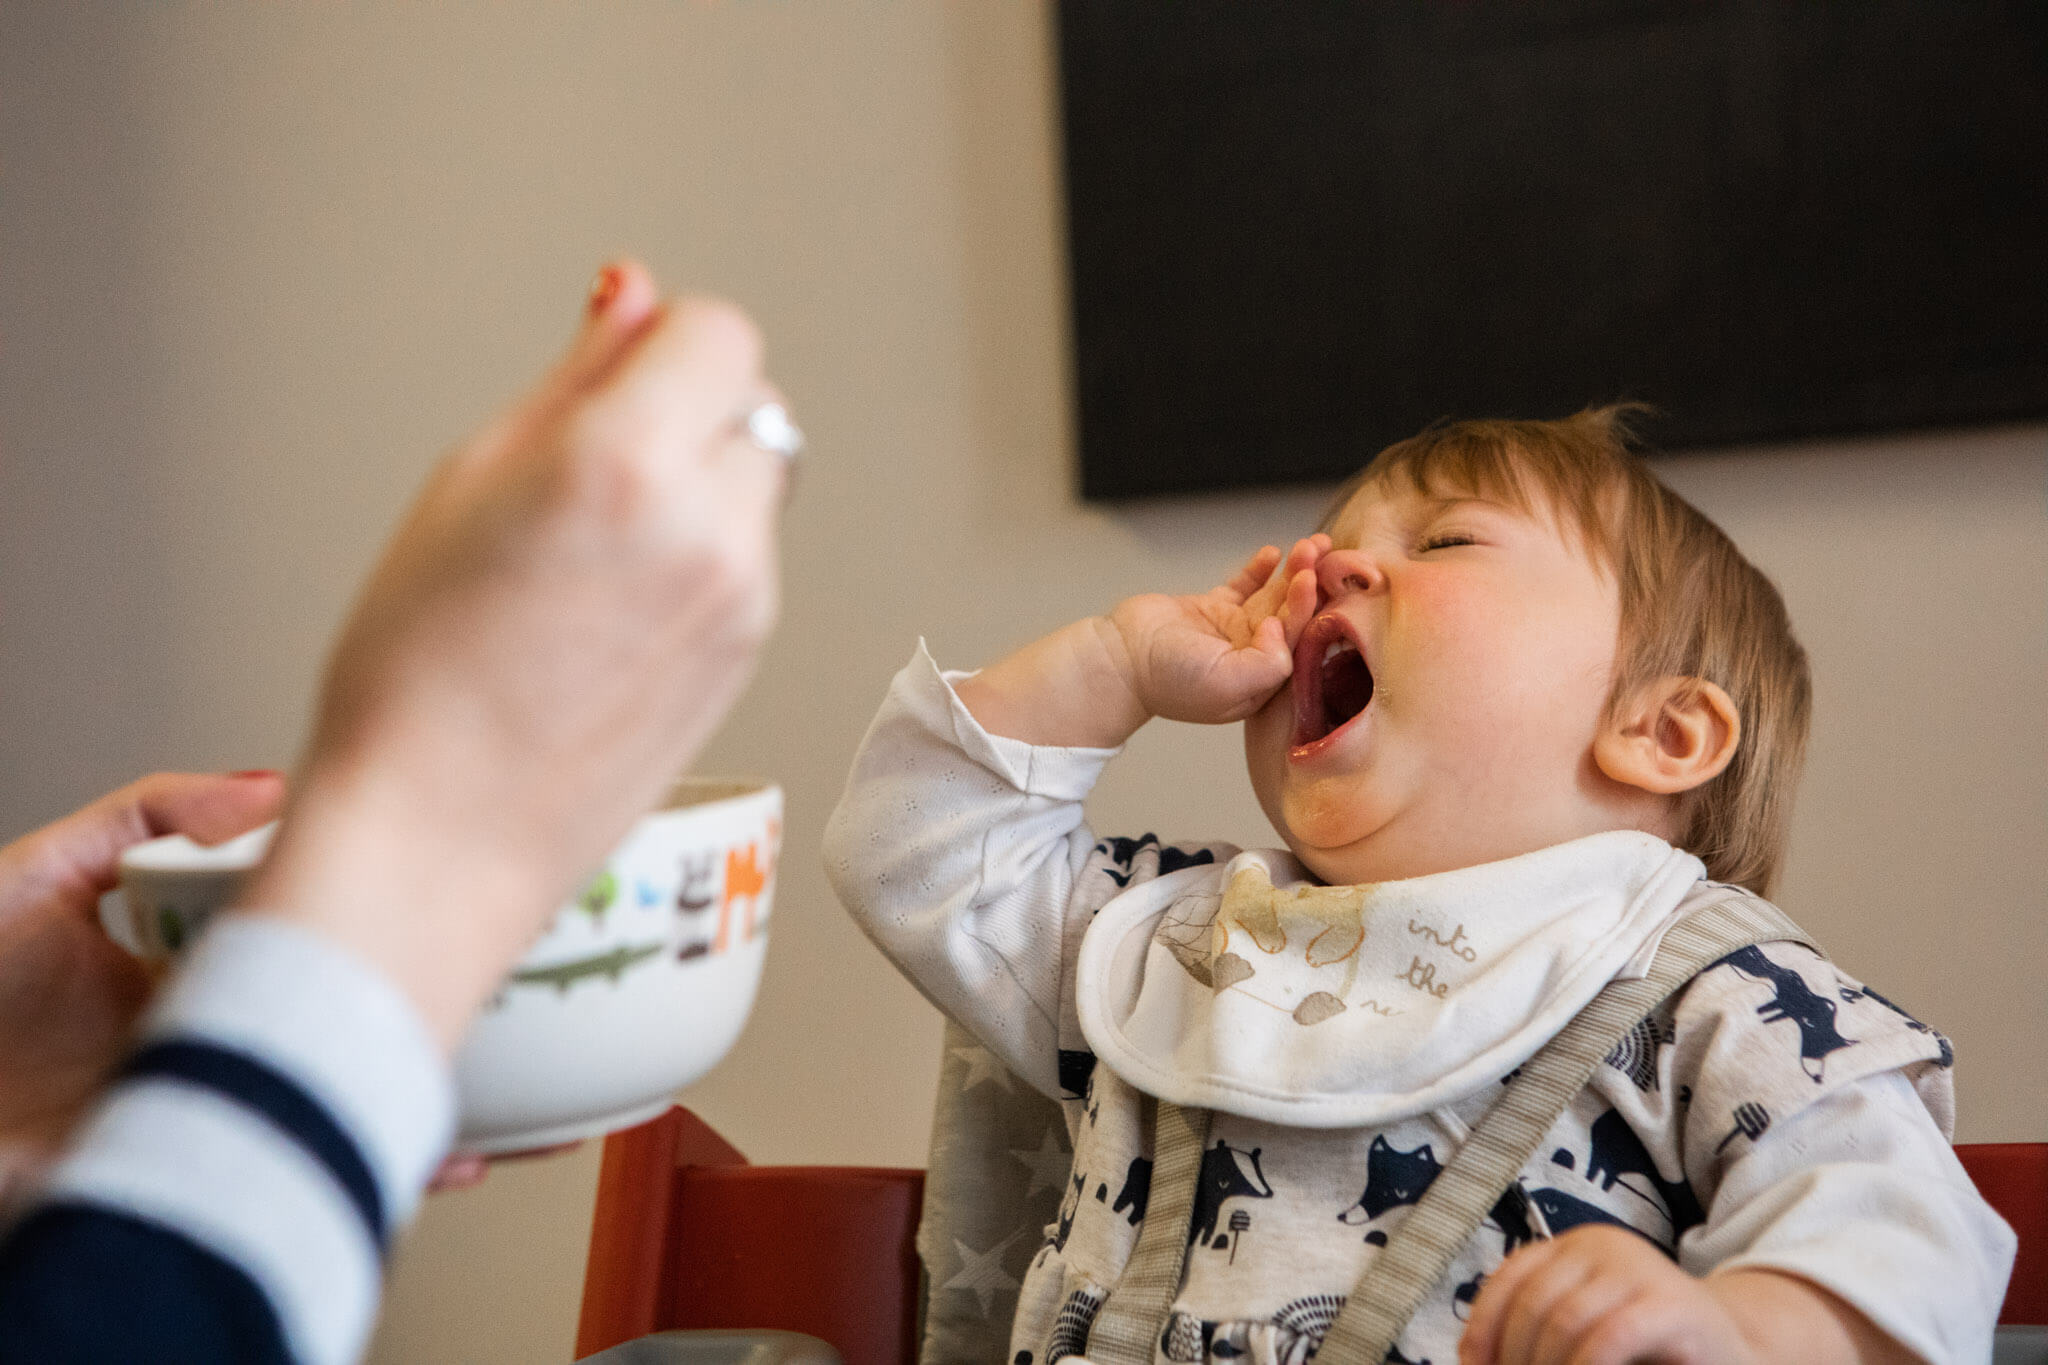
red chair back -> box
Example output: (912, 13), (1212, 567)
(576, 1120), (2038, 1351)
(1957, 1142), (2048, 1325)
(577, 1107), (925, 1365)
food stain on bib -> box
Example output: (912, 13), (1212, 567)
(1211, 866), (1386, 1006)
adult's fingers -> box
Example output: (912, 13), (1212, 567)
(426, 1153), (490, 1193)
(528, 260), (664, 414)
(711, 379), (800, 502)
(0, 772), (286, 919)
(588, 294), (766, 467)
(124, 771), (288, 847)
(425, 1138), (581, 1195)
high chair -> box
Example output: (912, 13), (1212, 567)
(573, 1106), (924, 1365)
(573, 1023), (1067, 1365)
(1957, 1142), (2048, 1361)
(572, 1051), (2046, 1363)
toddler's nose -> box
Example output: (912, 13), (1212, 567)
(1317, 549), (1385, 600)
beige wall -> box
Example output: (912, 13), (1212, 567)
(3, 5), (2042, 1363)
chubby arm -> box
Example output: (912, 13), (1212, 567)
(825, 542), (1318, 1095)
(1466, 1219), (1925, 1365)
(1682, 1069), (2010, 1363)
(1707, 1270), (1921, 1365)
(824, 645), (1120, 1096)
(1459, 1227), (1918, 1365)
(1462, 1072), (2012, 1365)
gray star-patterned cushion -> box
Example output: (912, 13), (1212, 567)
(918, 1019), (1072, 1365)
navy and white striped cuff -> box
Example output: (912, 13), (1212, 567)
(39, 916), (454, 1365)
(141, 916), (455, 1232)
(41, 1074), (380, 1365)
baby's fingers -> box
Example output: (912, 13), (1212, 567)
(1198, 618), (1296, 720)
(1460, 1240), (1562, 1365)
(1497, 1256), (1601, 1365)
(1238, 535), (1317, 627)
(1563, 1293), (1699, 1365)
(1252, 614), (1291, 668)
(1277, 566), (1319, 648)
(1221, 545), (1284, 602)
(1231, 615), (1294, 683)
(1280, 533), (1330, 590)
(1527, 1275), (1641, 1365)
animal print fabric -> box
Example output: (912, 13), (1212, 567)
(1005, 925), (1962, 1365)
(832, 649), (2006, 1365)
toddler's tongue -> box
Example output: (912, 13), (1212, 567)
(1320, 646), (1374, 733)
(1291, 615), (1374, 745)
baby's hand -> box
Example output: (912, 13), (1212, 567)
(1105, 536), (1324, 725)
(1459, 1226), (1760, 1365)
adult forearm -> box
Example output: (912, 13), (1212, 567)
(238, 769), (556, 1057)
(0, 261), (787, 1365)
(235, 269), (781, 1055)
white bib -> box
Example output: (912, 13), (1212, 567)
(1073, 830), (1706, 1127)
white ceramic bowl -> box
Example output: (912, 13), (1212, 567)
(117, 777), (780, 1154)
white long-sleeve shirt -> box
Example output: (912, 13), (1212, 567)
(826, 644), (2015, 1365)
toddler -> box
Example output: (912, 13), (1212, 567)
(825, 409), (2013, 1364)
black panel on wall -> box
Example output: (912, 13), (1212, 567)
(1057, 1), (2048, 499)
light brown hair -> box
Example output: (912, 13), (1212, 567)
(1322, 405), (1811, 895)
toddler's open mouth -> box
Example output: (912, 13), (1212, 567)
(1291, 613), (1374, 752)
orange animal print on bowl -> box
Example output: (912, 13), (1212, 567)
(717, 842), (771, 953)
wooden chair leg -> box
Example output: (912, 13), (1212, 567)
(577, 1109), (748, 1358)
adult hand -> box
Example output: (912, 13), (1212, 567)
(0, 772), (285, 1175)
(244, 261), (788, 1052)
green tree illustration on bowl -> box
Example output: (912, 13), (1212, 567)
(577, 868), (620, 921)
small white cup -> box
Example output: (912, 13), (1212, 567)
(118, 777), (781, 1153)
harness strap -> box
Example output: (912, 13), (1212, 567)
(1085, 1098), (1210, 1364)
(1314, 895), (1810, 1364)
(1084, 894), (1809, 1365)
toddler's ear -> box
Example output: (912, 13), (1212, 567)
(1594, 676), (1741, 796)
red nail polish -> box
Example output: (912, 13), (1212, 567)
(230, 769), (283, 781)
(588, 266), (622, 315)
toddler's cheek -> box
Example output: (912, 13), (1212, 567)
(1242, 726), (1288, 829)
(1241, 684), (1294, 762)
(1278, 776), (1393, 853)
